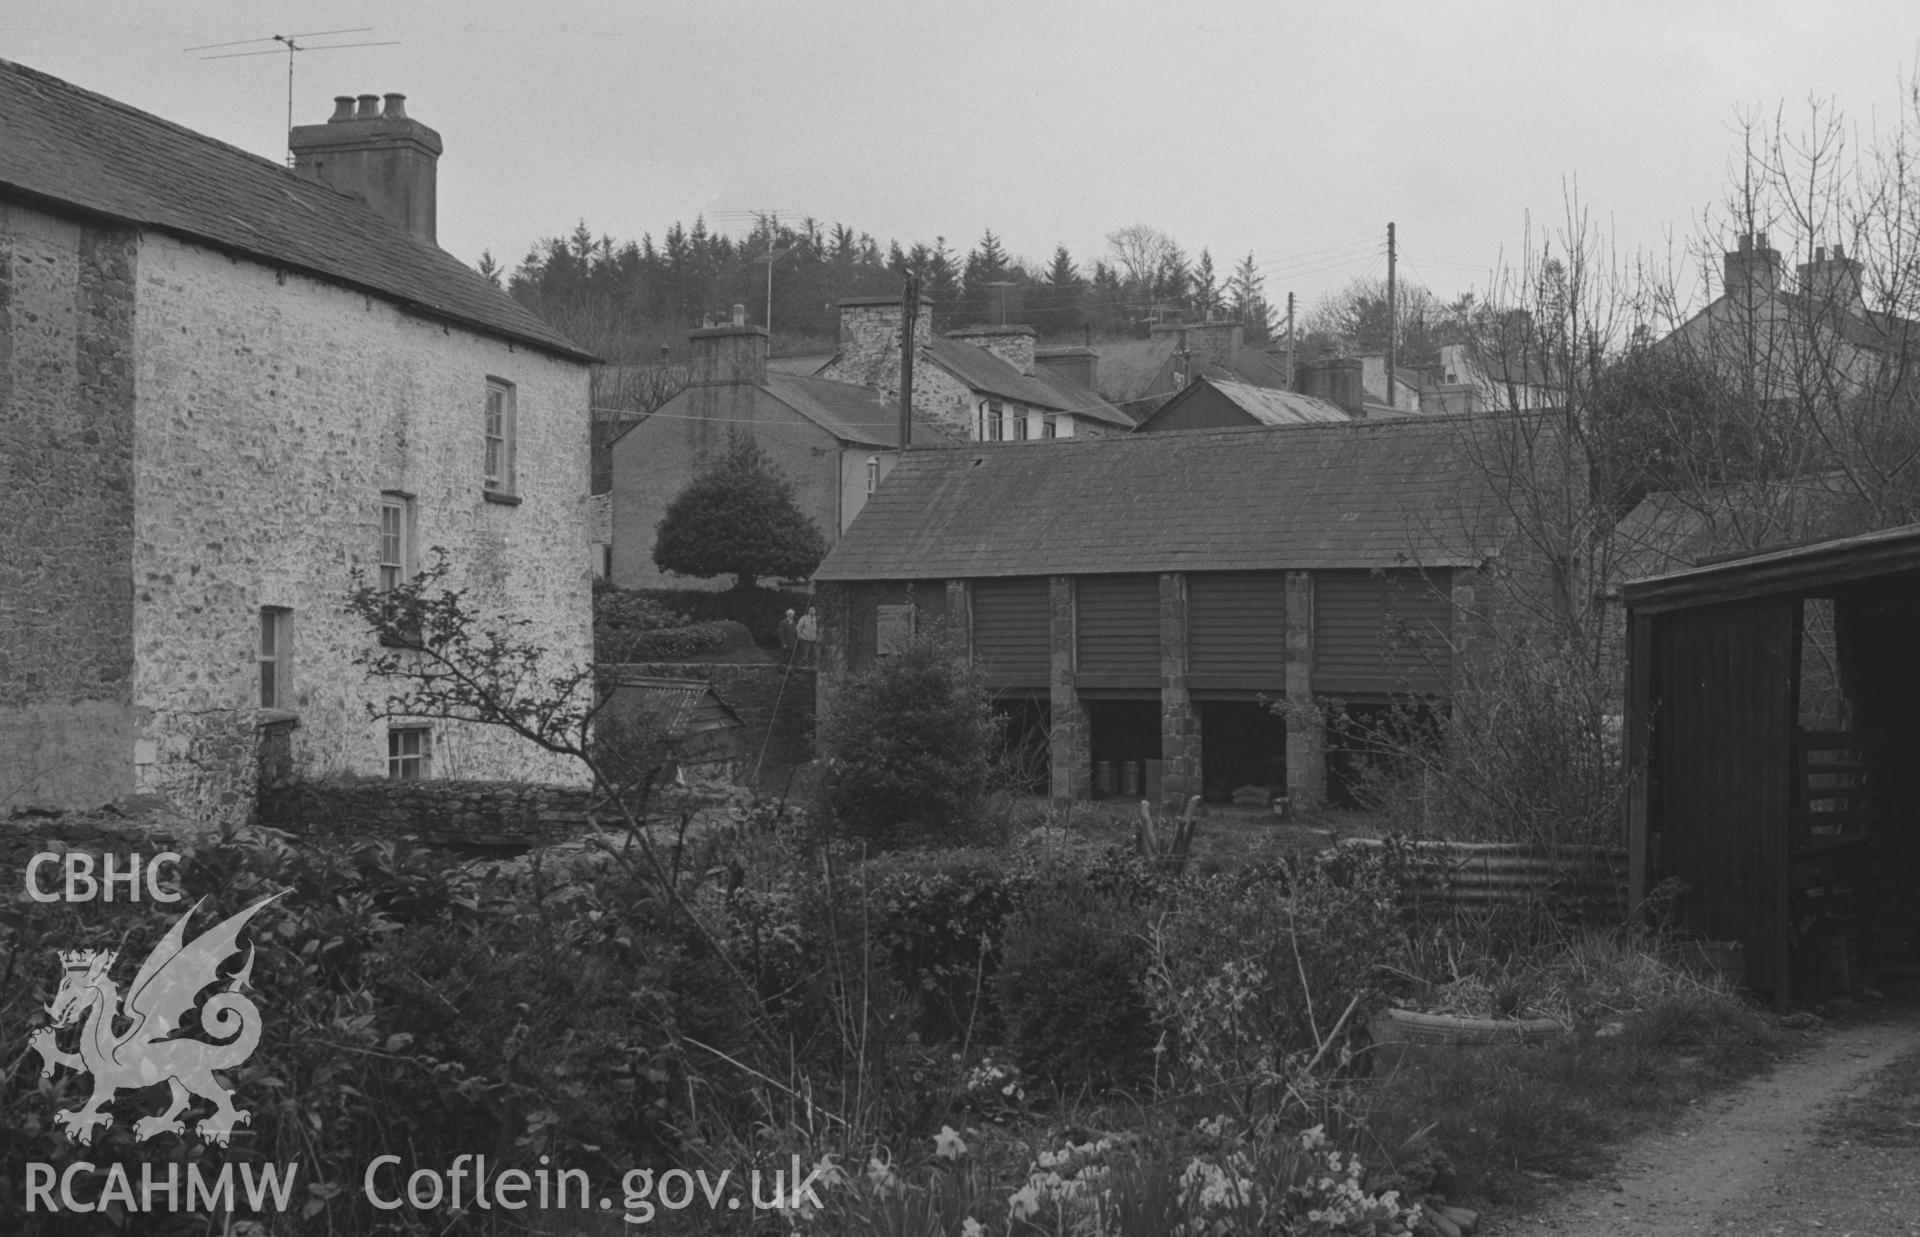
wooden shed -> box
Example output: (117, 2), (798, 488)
(1624, 524), (1920, 1007)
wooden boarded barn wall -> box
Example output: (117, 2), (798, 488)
(1075, 574), (1160, 688)
(1188, 571), (1287, 693)
(1313, 569), (1453, 695)
(970, 576), (1051, 688)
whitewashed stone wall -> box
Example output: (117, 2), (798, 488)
(131, 234), (592, 820)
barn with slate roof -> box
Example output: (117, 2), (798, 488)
(0, 60), (594, 821)
(812, 417), (1515, 806)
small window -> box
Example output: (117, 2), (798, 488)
(378, 494), (413, 591)
(866, 456), (880, 494)
(982, 400), (1005, 442)
(258, 607), (292, 709)
(1042, 415), (1058, 439)
(1014, 411), (1031, 441)
(484, 379), (516, 495)
(388, 726), (431, 779)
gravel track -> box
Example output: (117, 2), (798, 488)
(1494, 1004), (1920, 1236)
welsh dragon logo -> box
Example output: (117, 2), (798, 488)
(28, 893), (281, 1147)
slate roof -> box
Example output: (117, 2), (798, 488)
(763, 373), (952, 448)
(766, 354), (835, 376)
(1095, 335), (1181, 406)
(926, 338), (1133, 427)
(1137, 378), (1350, 429)
(0, 58), (591, 361)
(816, 416), (1517, 580)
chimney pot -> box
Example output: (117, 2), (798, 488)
(291, 93), (443, 245)
(1815, 245), (1828, 263)
(732, 303), (746, 327)
(1739, 233), (1753, 253)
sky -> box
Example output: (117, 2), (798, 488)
(5, 1), (1919, 321)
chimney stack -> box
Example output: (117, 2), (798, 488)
(1297, 356), (1365, 417)
(948, 324), (1037, 375)
(685, 315), (768, 427)
(290, 91), (443, 245)
(1035, 345), (1099, 392)
(1723, 230), (1783, 304)
(1151, 320), (1243, 373)
(831, 295), (934, 397)
(1797, 242), (1864, 311)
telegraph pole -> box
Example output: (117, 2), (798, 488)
(1286, 291), (1296, 387)
(1385, 221), (1398, 408)
(899, 276), (920, 450)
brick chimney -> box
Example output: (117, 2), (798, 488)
(1723, 231), (1783, 304)
(1035, 345), (1099, 392)
(832, 295), (934, 398)
(1797, 243), (1864, 310)
(948, 324), (1037, 375)
(291, 93), (442, 245)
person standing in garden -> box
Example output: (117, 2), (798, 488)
(778, 608), (799, 662)
(796, 606), (819, 667)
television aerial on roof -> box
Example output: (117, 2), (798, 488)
(185, 28), (402, 164)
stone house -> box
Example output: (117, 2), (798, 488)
(1661, 231), (1918, 404)
(817, 297), (1133, 441)
(608, 308), (951, 590)
(812, 417), (1514, 808)
(0, 62), (595, 822)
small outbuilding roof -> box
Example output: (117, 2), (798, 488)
(1135, 377), (1351, 429)
(1621, 522), (1920, 613)
(0, 58), (591, 362)
(815, 416), (1514, 580)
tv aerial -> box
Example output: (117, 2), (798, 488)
(185, 28), (402, 162)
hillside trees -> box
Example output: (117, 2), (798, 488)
(503, 213), (1302, 354)
(1229, 253), (1277, 343)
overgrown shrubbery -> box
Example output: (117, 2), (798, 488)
(1143, 848), (1407, 1116)
(1319, 625), (1627, 847)
(996, 877), (1157, 1092)
(818, 625), (1002, 848)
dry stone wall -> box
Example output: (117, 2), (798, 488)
(255, 777), (607, 847)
